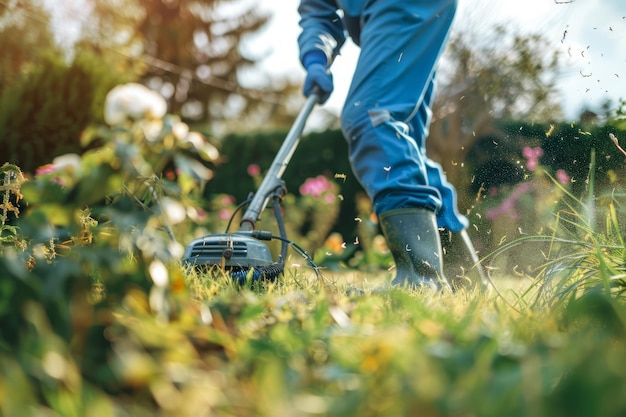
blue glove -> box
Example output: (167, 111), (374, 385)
(303, 52), (333, 104)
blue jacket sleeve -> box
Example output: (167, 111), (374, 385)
(298, 0), (346, 67)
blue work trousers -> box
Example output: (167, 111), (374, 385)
(340, 0), (468, 231)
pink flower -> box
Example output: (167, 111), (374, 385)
(299, 175), (333, 198)
(556, 169), (570, 185)
(500, 199), (515, 213)
(218, 208), (233, 220)
(247, 164), (260, 177)
(523, 146), (543, 159)
(522, 146), (543, 172)
(526, 158), (539, 171)
(484, 182), (532, 221)
(35, 163), (63, 185)
(220, 195), (236, 206)
(36, 164), (57, 176)
(485, 205), (520, 222)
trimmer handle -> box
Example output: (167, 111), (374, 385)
(239, 92), (320, 231)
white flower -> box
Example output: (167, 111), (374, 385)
(168, 241), (185, 259)
(172, 122), (190, 140)
(148, 260), (169, 287)
(104, 83), (167, 125)
(52, 153), (82, 174)
(141, 120), (164, 142)
(161, 197), (187, 225)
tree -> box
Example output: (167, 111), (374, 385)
(82, 0), (287, 128)
(609, 99), (626, 131)
(428, 24), (564, 212)
(0, 0), (59, 94)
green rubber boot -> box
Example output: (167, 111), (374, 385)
(379, 208), (451, 291)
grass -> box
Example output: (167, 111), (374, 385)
(3, 223), (626, 417)
(154, 262), (625, 417)
(121, 179), (626, 417)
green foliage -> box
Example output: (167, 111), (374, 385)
(465, 120), (626, 273)
(534, 122), (624, 197)
(525, 194), (626, 309)
(0, 163), (25, 244)
(481, 142), (626, 309)
(0, 1), (137, 175)
(0, 50), (130, 174)
(0, 0), (60, 94)
(0, 100), (216, 415)
(468, 120), (626, 200)
(614, 99), (626, 130)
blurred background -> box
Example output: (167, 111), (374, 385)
(1, 0), (625, 273)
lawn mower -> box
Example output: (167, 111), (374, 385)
(182, 92), (321, 283)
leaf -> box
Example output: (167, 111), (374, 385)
(76, 165), (122, 206)
(20, 181), (67, 205)
(45, 205), (73, 227)
(0, 225), (19, 243)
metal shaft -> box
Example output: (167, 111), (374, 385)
(239, 93), (319, 231)
(459, 229), (490, 290)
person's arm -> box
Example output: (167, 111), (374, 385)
(297, 0), (345, 102)
(297, 0), (345, 68)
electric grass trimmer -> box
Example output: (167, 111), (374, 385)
(182, 90), (489, 289)
(183, 92), (322, 283)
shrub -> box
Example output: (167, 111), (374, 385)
(0, 50), (130, 174)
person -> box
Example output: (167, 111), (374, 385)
(297, 0), (468, 290)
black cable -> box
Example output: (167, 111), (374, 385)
(224, 197), (252, 233)
(265, 234), (320, 273)
(273, 196), (289, 265)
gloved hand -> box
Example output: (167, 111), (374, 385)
(303, 52), (333, 104)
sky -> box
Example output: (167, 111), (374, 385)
(247, 0), (626, 121)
